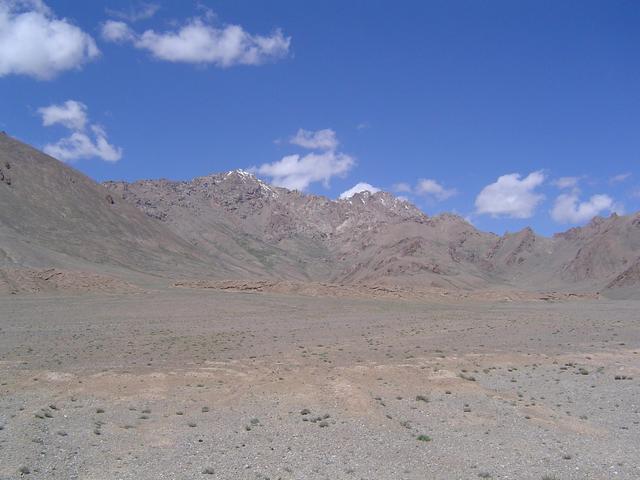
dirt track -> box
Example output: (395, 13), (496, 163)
(1, 289), (639, 479)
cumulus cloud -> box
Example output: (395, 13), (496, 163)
(252, 128), (354, 191)
(475, 171), (545, 218)
(37, 100), (87, 130)
(0, 0), (99, 80)
(101, 20), (134, 43)
(392, 182), (412, 193)
(391, 178), (456, 202)
(550, 192), (621, 224)
(252, 151), (354, 191)
(39, 100), (122, 163)
(105, 2), (159, 22)
(290, 128), (338, 150)
(552, 176), (580, 189)
(102, 14), (290, 67)
(415, 178), (457, 201)
(339, 182), (380, 199)
(44, 125), (122, 163)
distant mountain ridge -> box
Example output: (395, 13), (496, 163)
(103, 165), (640, 296)
(1, 133), (638, 297)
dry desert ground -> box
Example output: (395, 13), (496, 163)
(1, 287), (639, 480)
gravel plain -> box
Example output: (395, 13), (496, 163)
(1, 288), (639, 479)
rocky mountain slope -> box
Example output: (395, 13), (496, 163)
(104, 172), (500, 289)
(0, 133), (224, 283)
(1, 134), (638, 296)
(103, 165), (640, 295)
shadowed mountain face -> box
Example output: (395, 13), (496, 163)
(1, 134), (639, 296)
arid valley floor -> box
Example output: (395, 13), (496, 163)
(1, 288), (639, 480)
(3, 1), (640, 478)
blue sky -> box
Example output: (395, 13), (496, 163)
(1, 0), (639, 235)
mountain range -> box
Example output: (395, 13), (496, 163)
(1, 133), (638, 298)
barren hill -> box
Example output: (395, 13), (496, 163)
(1, 134), (638, 296)
(103, 173), (500, 289)
(103, 164), (640, 296)
(0, 133), (226, 285)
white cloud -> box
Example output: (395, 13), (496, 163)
(105, 2), (159, 22)
(103, 14), (290, 67)
(415, 178), (457, 201)
(252, 151), (354, 191)
(551, 192), (620, 224)
(391, 178), (456, 202)
(0, 0), (99, 80)
(37, 100), (87, 130)
(253, 128), (354, 190)
(101, 20), (134, 43)
(475, 171), (545, 218)
(610, 172), (631, 184)
(290, 128), (338, 150)
(392, 182), (412, 193)
(39, 100), (122, 163)
(44, 125), (122, 163)
(552, 176), (579, 189)
(339, 182), (380, 199)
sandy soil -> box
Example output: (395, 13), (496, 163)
(0, 289), (639, 479)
